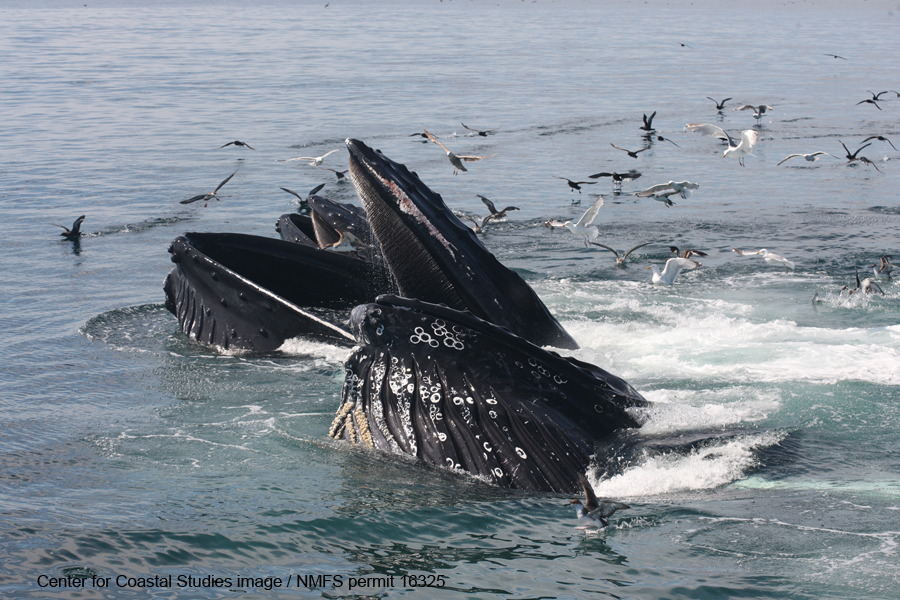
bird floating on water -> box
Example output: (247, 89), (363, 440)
(423, 129), (494, 174)
(611, 143), (649, 159)
(54, 215), (86, 240)
(842, 267), (885, 296)
(568, 473), (631, 529)
(669, 246), (708, 259)
(461, 123), (500, 137)
(648, 257), (701, 284)
(554, 176), (597, 194)
(777, 151), (837, 166)
(478, 195), (519, 220)
(686, 123), (759, 166)
(564, 196), (604, 245)
(589, 241), (651, 267)
(707, 97), (733, 110)
(218, 140), (255, 150)
(733, 248), (795, 271)
(870, 255), (893, 279)
(636, 181), (699, 201)
(181, 171), (237, 205)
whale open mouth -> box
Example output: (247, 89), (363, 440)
(345, 139), (578, 350)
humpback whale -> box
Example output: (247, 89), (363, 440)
(345, 138), (578, 350)
(329, 296), (647, 493)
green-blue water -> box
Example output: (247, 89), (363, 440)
(1, 1), (899, 598)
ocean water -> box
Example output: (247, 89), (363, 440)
(1, 0), (899, 598)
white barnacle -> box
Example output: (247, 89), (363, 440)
(492, 468), (503, 478)
(483, 442), (493, 452)
(515, 447), (527, 459)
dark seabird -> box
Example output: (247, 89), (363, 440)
(180, 171), (237, 205)
(655, 135), (681, 148)
(840, 141), (871, 161)
(568, 473), (630, 529)
(824, 53), (847, 60)
(461, 213), (489, 234)
(707, 96), (733, 110)
(867, 90), (891, 101)
(861, 135), (897, 151)
(218, 140), (255, 150)
(318, 167), (349, 180)
(461, 123), (501, 137)
(640, 111), (657, 131)
(611, 143), (649, 159)
(851, 156), (884, 173)
(424, 129), (494, 174)
(280, 183), (326, 213)
(54, 215), (86, 240)
(589, 241), (651, 267)
(856, 98), (882, 111)
(478, 194), (519, 220)
(669, 246), (708, 259)
(588, 171), (642, 192)
(553, 176), (597, 193)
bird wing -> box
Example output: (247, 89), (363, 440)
(740, 130), (760, 151)
(213, 171), (237, 194)
(736, 105), (756, 111)
(686, 123), (730, 141)
(308, 183), (326, 196)
(578, 473), (599, 511)
(576, 196), (605, 227)
(587, 241), (620, 258)
(457, 154), (495, 162)
(671, 257), (701, 271)
(588, 172), (612, 179)
(732, 248), (756, 256)
(593, 501), (631, 520)
(777, 154), (802, 166)
(636, 183), (674, 197)
(423, 129), (451, 154)
(622, 242), (651, 259)
(319, 149), (341, 160)
(281, 156), (316, 162)
(478, 195), (498, 214)
(610, 143), (630, 153)
(180, 193), (210, 205)
(217, 142), (235, 149)
(280, 187), (302, 200)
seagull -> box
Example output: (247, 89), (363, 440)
(824, 53), (847, 60)
(636, 181), (699, 200)
(646, 190), (679, 207)
(686, 123), (759, 166)
(217, 140), (255, 150)
(181, 171), (237, 205)
(871, 255), (893, 278)
(655, 135), (682, 148)
(589, 241), (651, 267)
(856, 98), (882, 111)
(280, 183), (325, 213)
(707, 97), (733, 110)
(861, 135), (897, 151)
(647, 257), (701, 284)
(849, 267), (885, 296)
(280, 148), (341, 166)
(478, 195), (519, 220)
(423, 129), (494, 174)
(669, 246), (708, 259)
(554, 176), (597, 194)
(568, 473), (631, 529)
(564, 196), (604, 245)
(588, 170), (642, 192)
(736, 104), (773, 121)
(54, 215), (86, 240)
(640, 111), (657, 132)
(461, 123), (500, 137)
(324, 230), (367, 253)
(776, 151), (838, 166)
(733, 248), (795, 271)
(611, 143), (649, 159)
(318, 167), (348, 180)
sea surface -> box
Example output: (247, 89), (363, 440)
(2, 0), (899, 598)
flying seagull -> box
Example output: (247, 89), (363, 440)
(554, 176), (597, 193)
(564, 195), (604, 245)
(568, 473), (630, 529)
(636, 181), (699, 200)
(217, 140), (255, 150)
(478, 195), (519, 220)
(589, 241), (652, 267)
(461, 123), (500, 137)
(181, 171), (237, 205)
(686, 123), (759, 166)
(279, 148), (341, 166)
(776, 151), (837, 166)
(611, 143), (649, 159)
(733, 248), (795, 271)
(648, 257), (701, 284)
(54, 215), (86, 240)
(736, 104), (773, 121)
(707, 97), (733, 110)
(423, 129), (494, 174)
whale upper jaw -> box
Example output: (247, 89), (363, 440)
(345, 138), (579, 350)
